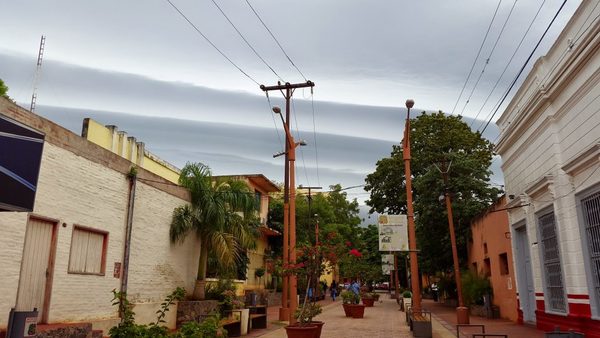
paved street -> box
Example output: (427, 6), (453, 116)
(257, 293), (454, 338)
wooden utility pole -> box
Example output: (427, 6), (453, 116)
(261, 81), (315, 323)
(437, 159), (470, 324)
(299, 185), (322, 245)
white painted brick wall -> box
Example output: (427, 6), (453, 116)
(0, 141), (198, 330)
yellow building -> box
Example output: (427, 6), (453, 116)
(82, 118), (181, 183)
(215, 175), (281, 291)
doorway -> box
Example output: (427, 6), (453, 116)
(514, 225), (536, 323)
(15, 216), (58, 323)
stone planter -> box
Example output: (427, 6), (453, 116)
(284, 324), (319, 338)
(176, 300), (219, 328)
(343, 304), (365, 318)
(362, 298), (375, 307)
(232, 308), (250, 335)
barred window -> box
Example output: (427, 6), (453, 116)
(538, 211), (566, 312)
(581, 191), (600, 314)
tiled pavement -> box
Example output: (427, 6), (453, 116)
(255, 293), (454, 338)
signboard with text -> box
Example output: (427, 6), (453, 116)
(381, 254), (394, 275)
(378, 214), (408, 251)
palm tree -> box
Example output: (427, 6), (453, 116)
(170, 162), (259, 299)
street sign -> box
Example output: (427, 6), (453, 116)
(381, 254), (394, 275)
(378, 214), (408, 251)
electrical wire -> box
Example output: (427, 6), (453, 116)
(265, 92), (284, 152)
(459, 0), (519, 117)
(244, 0), (307, 81)
(480, 0), (568, 134)
(291, 96), (311, 186)
(451, 0), (503, 115)
(470, 0), (546, 127)
(164, 0), (260, 86)
(310, 90), (321, 186)
(210, 0), (284, 82)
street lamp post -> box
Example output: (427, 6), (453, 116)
(403, 99), (422, 313)
(437, 160), (470, 324)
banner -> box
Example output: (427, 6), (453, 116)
(381, 254), (394, 275)
(378, 214), (408, 251)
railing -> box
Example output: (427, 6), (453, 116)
(456, 324), (485, 338)
(545, 327), (586, 338)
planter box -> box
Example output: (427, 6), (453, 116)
(343, 304), (365, 318)
(176, 300), (219, 328)
(362, 298), (375, 307)
(285, 324), (319, 338)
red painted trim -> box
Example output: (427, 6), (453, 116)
(569, 303), (592, 317)
(567, 294), (590, 299)
(535, 311), (600, 338)
(535, 292), (544, 296)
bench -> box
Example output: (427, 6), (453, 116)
(248, 305), (268, 329)
(410, 310), (432, 338)
(220, 318), (241, 337)
(456, 324), (485, 338)
(545, 327), (585, 338)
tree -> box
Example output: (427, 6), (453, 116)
(170, 162), (259, 299)
(365, 112), (501, 274)
(0, 78), (8, 98)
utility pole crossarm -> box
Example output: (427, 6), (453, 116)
(260, 81), (314, 92)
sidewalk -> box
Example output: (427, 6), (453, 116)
(422, 299), (545, 337)
(255, 293), (454, 338)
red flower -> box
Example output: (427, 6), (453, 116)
(345, 241), (352, 247)
(349, 249), (362, 257)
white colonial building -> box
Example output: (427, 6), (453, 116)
(496, 1), (600, 336)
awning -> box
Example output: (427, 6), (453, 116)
(0, 114), (45, 212)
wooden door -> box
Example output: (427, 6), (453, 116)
(15, 216), (57, 323)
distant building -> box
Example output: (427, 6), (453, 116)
(468, 195), (518, 322)
(82, 118), (180, 183)
(496, 1), (600, 335)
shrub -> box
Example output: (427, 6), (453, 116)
(402, 290), (412, 298)
(462, 270), (492, 306)
(341, 290), (360, 304)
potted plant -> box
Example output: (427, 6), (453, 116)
(361, 292), (375, 307)
(255, 267), (266, 288)
(341, 290), (364, 318)
(402, 290), (412, 311)
(290, 302), (324, 338)
(231, 298), (249, 335)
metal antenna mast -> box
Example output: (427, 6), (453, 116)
(30, 35), (46, 112)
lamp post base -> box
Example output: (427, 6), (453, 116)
(456, 306), (470, 324)
(279, 307), (290, 322)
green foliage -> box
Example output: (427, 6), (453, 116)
(461, 270), (492, 306)
(254, 267), (265, 278)
(173, 316), (227, 338)
(109, 288), (184, 338)
(365, 112), (502, 273)
(0, 78), (8, 99)
(402, 290), (412, 298)
(294, 302), (322, 325)
(170, 163), (259, 294)
(205, 279), (236, 301)
(341, 290), (360, 304)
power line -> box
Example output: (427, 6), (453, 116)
(450, 0), (503, 115)
(459, 0), (518, 117)
(480, 0), (567, 134)
(265, 92), (284, 151)
(310, 89), (321, 186)
(164, 0), (260, 86)
(210, 0), (284, 82)
(291, 96), (311, 186)
(471, 0), (546, 127)
(244, 0), (307, 81)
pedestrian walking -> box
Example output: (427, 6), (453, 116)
(330, 280), (338, 301)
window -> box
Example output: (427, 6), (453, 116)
(538, 211), (566, 313)
(254, 191), (261, 211)
(499, 253), (509, 275)
(581, 190), (600, 314)
(483, 258), (491, 277)
(68, 226), (108, 275)
(484, 243), (488, 255)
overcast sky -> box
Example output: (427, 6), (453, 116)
(0, 0), (582, 209)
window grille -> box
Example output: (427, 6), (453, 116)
(538, 211), (566, 312)
(582, 191), (600, 313)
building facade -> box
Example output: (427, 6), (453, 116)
(496, 1), (600, 335)
(0, 98), (200, 334)
(468, 196), (518, 322)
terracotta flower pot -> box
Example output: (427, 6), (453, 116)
(343, 304), (365, 318)
(310, 321), (324, 338)
(285, 324), (319, 338)
(342, 303), (352, 317)
(373, 294), (380, 301)
(362, 298), (375, 307)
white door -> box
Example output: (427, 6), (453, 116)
(16, 217), (57, 322)
(515, 226), (536, 323)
